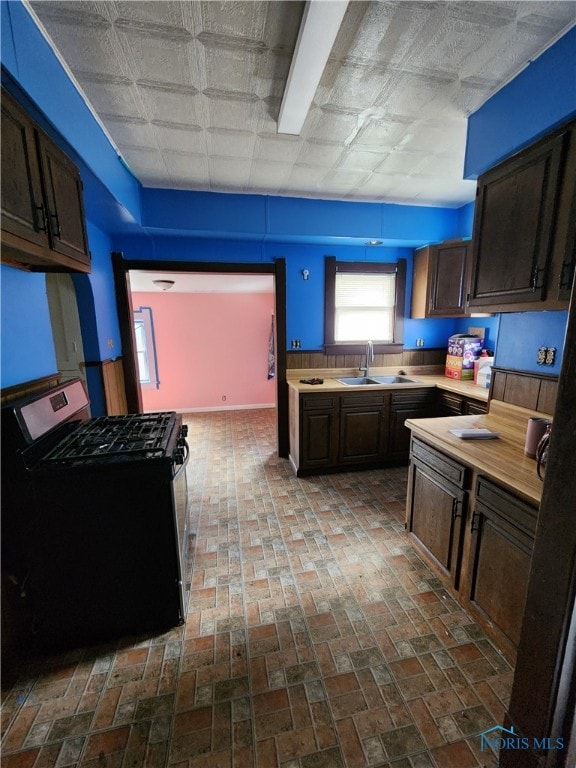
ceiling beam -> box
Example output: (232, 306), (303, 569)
(277, 0), (349, 136)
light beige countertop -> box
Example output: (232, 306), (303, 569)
(287, 368), (489, 401)
(287, 367), (547, 503)
(405, 400), (550, 505)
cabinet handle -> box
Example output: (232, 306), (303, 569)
(34, 204), (47, 233)
(558, 260), (575, 290)
(49, 213), (61, 239)
(470, 511), (481, 532)
(530, 264), (546, 292)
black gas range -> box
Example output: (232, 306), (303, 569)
(2, 379), (193, 650)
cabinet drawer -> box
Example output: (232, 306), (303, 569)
(302, 395), (336, 410)
(464, 399), (488, 415)
(341, 393), (386, 408)
(475, 477), (538, 537)
(411, 437), (468, 488)
(391, 389), (435, 406)
(437, 391), (464, 415)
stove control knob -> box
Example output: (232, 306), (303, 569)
(180, 425), (189, 438)
(175, 448), (185, 463)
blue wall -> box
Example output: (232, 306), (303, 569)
(115, 234), (469, 350)
(462, 25), (574, 375)
(139, 188), (464, 246)
(75, 221), (121, 361)
(1, 0), (141, 219)
(496, 312), (567, 376)
(1, 1), (574, 390)
(1, 266), (56, 387)
(465, 27), (576, 178)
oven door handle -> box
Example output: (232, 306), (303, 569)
(173, 439), (190, 480)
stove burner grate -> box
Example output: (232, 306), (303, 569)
(42, 413), (177, 463)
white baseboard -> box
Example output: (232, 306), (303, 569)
(144, 404), (276, 414)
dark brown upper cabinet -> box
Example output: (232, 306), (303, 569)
(469, 120), (575, 312)
(557, 171), (576, 302)
(411, 239), (470, 318)
(1, 89), (90, 273)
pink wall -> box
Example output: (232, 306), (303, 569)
(132, 291), (276, 412)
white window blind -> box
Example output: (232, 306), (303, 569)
(134, 319), (150, 383)
(133, 307), (160, 388)
(335, 272), (396, 342)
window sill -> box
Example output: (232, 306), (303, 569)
(325, 343), (404, 355)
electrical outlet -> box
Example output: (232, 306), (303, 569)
(537, 346), (557, 365)
(291, 339), (301, 349)
(416, 338), (425, 347)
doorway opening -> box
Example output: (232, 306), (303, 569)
(46, 273), (87, 388)
(112, 256), (288, 458)
(128, 270), (277, 415)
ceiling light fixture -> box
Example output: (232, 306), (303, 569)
(153, 280), (175, 291)
(277, 0), (349, 135)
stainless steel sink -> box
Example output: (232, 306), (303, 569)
(336, 375), (417, 386)
(336, 377), (381, 385)
(369, 375), (417, 384)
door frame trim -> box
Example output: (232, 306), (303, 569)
(111, 254), (288, 458)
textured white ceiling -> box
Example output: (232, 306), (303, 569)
(29, 0), (576, 207)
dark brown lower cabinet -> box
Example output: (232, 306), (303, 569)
(338, 393), (387, 465)
(300, 395), (338, 471)
(464, 398), (488, 415)
(465, 478), (537, 655)
(293, 387), (485, 476)
(389, 390), (437, 459)
(406, 438), (537, 660)
(295, 389), (432, 475)
(436, 389), (488, 416)
(407, 439), (468, 587)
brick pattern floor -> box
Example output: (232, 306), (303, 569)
(1, 408), (512, 767)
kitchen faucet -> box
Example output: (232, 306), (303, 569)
(362, 340), (374, 378)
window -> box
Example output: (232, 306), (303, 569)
(324, 257), (406, 353)
(133, 306), (160, 388)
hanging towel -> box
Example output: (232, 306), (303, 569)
(268, 314), (276, 379)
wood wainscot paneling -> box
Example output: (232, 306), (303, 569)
(286, 347), (447, 370)
(101, 359), (128, 415)
(86, 358), (128, 416)
(490, 367), (558, 414)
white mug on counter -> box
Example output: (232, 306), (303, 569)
(524, 417), (552, 458)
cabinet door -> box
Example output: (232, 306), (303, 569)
(469, 131), (567, 307)
(300, 401), (338, 470)
(407, 459), (466, 587)
(1, 93), (49, 252)
(388, 390), (437, 460)
(339, 405), (385, 464)
(428, 241), (470, 316)
(467, 505), (533, 649)
(37, 133), (90, 267)
(558, 188), (576, 301)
